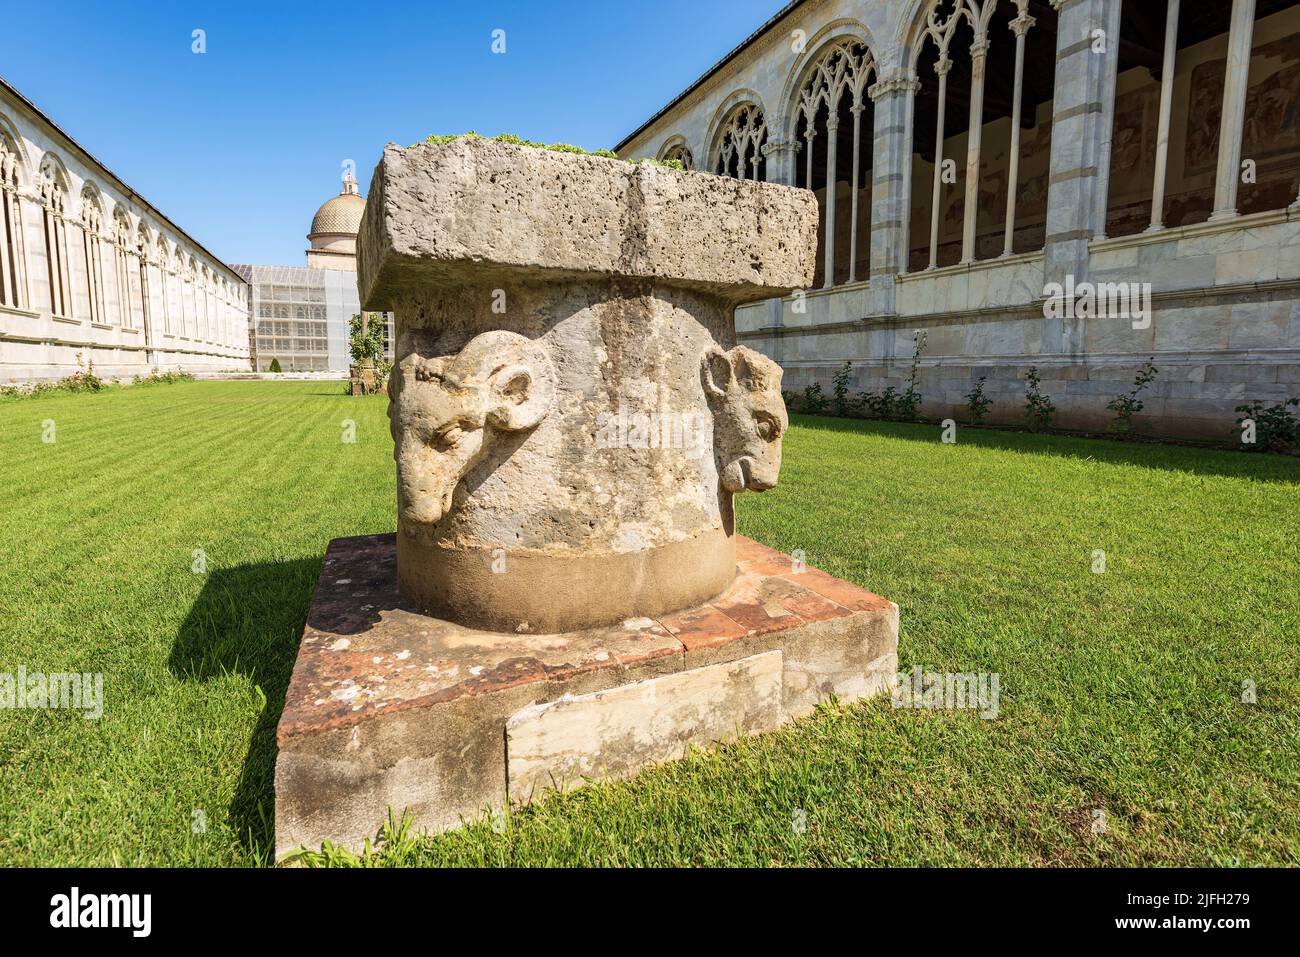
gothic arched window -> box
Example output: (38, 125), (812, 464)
(39, 157), (72, 317)
(714, 104), (768, 181)
(793, 36), (876, 287)
(0, 131), (27, 309)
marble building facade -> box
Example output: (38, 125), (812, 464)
(615, 0), (1300, 437)
(0, 77), (251, 382)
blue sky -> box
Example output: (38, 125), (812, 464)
(1, 0), (781, 264)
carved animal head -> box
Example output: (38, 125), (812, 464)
(389, 330), (555, 529)
(701, 345), (787, 494)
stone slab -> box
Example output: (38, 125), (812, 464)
(357, 138), (819, 310)
(274, 532), (898, 859)
(506, 651), (784, 802)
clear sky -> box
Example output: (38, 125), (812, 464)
(0, 0), (782, 265)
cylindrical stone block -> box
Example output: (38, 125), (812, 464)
(358, 138), (817, 633)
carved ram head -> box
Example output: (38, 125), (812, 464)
(389, 329), (556, 530)
(701, 344), (787, 494)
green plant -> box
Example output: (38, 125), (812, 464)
(268, 358), (282, 373)
(349, 313), (385, 365)
(832, 361), (855, 417)
(897, 331), (927, 421)
(801, 382), (828, 415)
(1106, 359), (1159, 433)
(1234, 397), (1300, 452)
(965, 375), (993, 425)
(859, 386), (901, 420)
(1023, 366), (1056, 432)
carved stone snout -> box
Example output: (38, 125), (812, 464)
(389, 330), (555, 530)
(701, 345), (788, 494)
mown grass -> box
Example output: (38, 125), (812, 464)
(0, 381), (1296, 866)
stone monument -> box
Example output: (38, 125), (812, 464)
(274, 138), (899, 858)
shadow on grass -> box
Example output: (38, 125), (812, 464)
(790, 414), (1300, 484)
(169, 557), (322, 860)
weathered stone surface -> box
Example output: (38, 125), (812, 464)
(506, 651), (784, 802)
(274, 532), (898, 859)
(357, 139), (818, 309)
(357, 137), (820, 633)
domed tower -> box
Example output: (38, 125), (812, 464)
(306, 169), (366, 271)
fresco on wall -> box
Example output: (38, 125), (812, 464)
(1189, 33), (1300, 172)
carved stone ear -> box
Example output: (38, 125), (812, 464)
(487, 356), (555, 431)
(701, 345), (733, 399)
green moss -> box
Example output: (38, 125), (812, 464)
(410, 131), (686, 172)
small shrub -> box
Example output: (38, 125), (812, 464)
(1106, 359), (1158, 433)
(1023, 366), (1056, 432)
(965, 376), (993, 424)
(1235, 397), (1300, 453)
(268, 358), (282, 373)
(859, 386), (901, 420)
(898, 331), (927, 422)
(801, 382), (829, 415)
(832, 361), (854, 417)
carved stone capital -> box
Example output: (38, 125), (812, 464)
(358, 137), (818, 633)
(1010, 12), (1037, 38)
(868, 76), (922, 101)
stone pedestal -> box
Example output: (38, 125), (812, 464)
(274, 533), (898, 860)
(273, 137), (900, 857)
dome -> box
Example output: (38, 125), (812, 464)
(309, 191), (365, 236)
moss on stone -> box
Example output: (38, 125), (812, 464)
(410, 131), (686, 172)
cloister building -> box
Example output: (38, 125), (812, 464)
(616, 0), (1300, 437)
(0, 76), (251, 382)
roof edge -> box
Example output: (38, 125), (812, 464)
(0, 72), (246, 285)
(611, 0), (809, 155)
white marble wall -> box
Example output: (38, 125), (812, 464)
(0, 82), (251, 383)
(619, 0), (1300, 438)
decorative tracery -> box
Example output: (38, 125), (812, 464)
(662, 142), (694, 171)
(715, 104), (768, 181)
(0, 132), (26, 309)
(39, 157), (71, 317)
(794, 36), (876, 286)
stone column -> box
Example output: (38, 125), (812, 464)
(961, 37), (991, 264)
(1089, 0), (1123, 240)
(804, 127), (816, 191)
(1043, 0), (1118, 277)
(1147, 0), (1181, 232)
(868, 73), (919, 310)
(1042, 0), (1121, 356)
(357, 139), (817, 634)
(1210, 0), (1257, 222)
(928, 55), (953, 270)
(823, 114), (840, 287)
(1003, 6), (1036, 257)
(762, 138), (799, 187)
(848, 103), (864, 284)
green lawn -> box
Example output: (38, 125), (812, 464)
(1, 380), (1296, 866)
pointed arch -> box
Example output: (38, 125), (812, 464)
(785, 27), (877, 287)
(78, 182), (107, 324)
(656, 134), (695, 171)
(0, 121), (28, 309)
(38, 154), (72, 317)
(707, 91), (769, 181)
